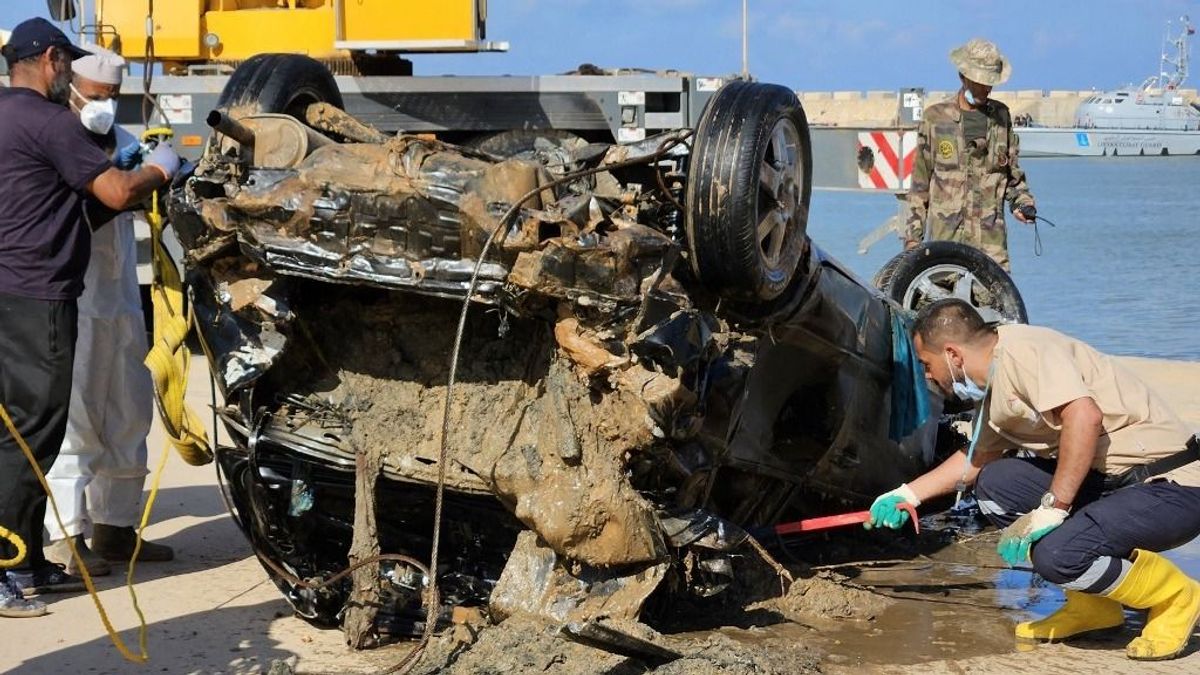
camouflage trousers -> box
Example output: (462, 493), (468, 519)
(928, 218), (1010, 272)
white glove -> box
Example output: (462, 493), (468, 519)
(880, 483), (921, 506)
(145, 142), (181, 181)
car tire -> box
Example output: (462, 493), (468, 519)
(216, 53), (343, 118)
(874, 241), (1028, 325)
(686, 80), (812, 302)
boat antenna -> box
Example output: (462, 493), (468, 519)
(1175, 15), (1193, 89)
(1158, 15), (1193, 90)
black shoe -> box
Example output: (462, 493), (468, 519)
(7, 563), (85, 597)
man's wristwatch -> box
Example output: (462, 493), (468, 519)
(1040, 491), (1072, 512)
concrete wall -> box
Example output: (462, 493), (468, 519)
(798, 89), (1200, 127)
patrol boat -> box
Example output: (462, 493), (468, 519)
(1018, 16), (1200, 157)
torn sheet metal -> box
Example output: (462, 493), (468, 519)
(189, 267), (290, 394)
(659, 509), (750, 552)
(489, 531), (668, 625)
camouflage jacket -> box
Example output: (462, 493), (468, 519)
(904, 98), (1035, 245)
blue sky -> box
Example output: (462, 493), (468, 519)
(3, 1), (1197, 91)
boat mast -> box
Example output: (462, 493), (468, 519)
(1162, 15), (1192, 90)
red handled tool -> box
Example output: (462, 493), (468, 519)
(757, 503), (920, 538)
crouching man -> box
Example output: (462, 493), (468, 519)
(866, 298), (1200, 660)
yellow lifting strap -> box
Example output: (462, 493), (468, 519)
(141, 127), (213, 467)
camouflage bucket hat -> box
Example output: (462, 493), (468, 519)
(949, 38), (1011, 86)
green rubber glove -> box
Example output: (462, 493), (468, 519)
(865, 483), (921, 530)
(997, 506), (1068, 566)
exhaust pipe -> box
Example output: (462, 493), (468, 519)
(206, 110), (256, 149)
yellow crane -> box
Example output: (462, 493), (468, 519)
(60, 0), (504, 73)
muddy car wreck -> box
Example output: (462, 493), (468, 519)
(166, 55), (1027, 648)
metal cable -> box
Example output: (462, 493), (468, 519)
(400, 130), (693, 674)
(139, 0), (170, 130)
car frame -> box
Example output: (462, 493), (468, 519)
(165, 55), (1025, 642)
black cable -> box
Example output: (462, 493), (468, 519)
(1030, 214), (1058, 257)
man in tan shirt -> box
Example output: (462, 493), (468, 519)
(866, 299), (1200, 661)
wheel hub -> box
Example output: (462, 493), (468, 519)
(757, 119), (804, 268)
(902, 263), (1005, 324)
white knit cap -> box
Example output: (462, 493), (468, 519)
(72, 45), (125, 85)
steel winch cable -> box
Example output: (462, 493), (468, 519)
(139, 0), (168, 130)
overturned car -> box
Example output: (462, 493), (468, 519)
(166, 55), (1027, 643)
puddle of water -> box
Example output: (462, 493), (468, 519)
(711, 532), (1200, 668)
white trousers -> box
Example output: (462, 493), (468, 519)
(45, 211), (154, 540)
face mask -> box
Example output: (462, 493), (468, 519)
(72, 85), (117, 135)
(945, 352), (987, 402)
(963, 88), (978, 106)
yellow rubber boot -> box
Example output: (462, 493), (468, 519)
(1015, 590), (1125, 642)
(1106, 549), (1200, 660)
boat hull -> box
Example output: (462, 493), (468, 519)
(1017, 127), (1200, 157)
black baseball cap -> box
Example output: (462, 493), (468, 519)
(1, 17), (89, 62)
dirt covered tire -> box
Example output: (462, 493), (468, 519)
(686, 80), (813, 302)
(216, 53), (342, 118)
(874, 241), (1028, 325)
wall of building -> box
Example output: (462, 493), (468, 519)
(797, 88), (1200, 128)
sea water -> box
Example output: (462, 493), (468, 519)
(808, 156), (1200, 360)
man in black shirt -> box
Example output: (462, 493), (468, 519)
(0, 18), (181, 618)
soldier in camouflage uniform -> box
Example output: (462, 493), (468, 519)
(905, 38), (1036, 271)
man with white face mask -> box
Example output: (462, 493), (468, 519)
(865, 299), (1200, 661)
(42, 47), (173, 578)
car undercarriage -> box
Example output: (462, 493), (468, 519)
(164, 54), (1026, 647)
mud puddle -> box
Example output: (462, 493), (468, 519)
(704, 518), (1200, 670)
(343, 516), (1200, 674)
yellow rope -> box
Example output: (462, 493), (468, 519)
(0, 524), (27, 568)
(0, 404), (155, 663)
(142, 129), (212, 467)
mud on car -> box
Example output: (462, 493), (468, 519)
(166, 55), (1027, 643)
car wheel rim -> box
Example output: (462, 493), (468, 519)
(901, 263), (1005, 323)
(757, 118), (803, 270)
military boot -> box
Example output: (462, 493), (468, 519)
(91, 524), (174, 562)
(1107, 549), (1200, 660)
(1015, 589), (1125, 642)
